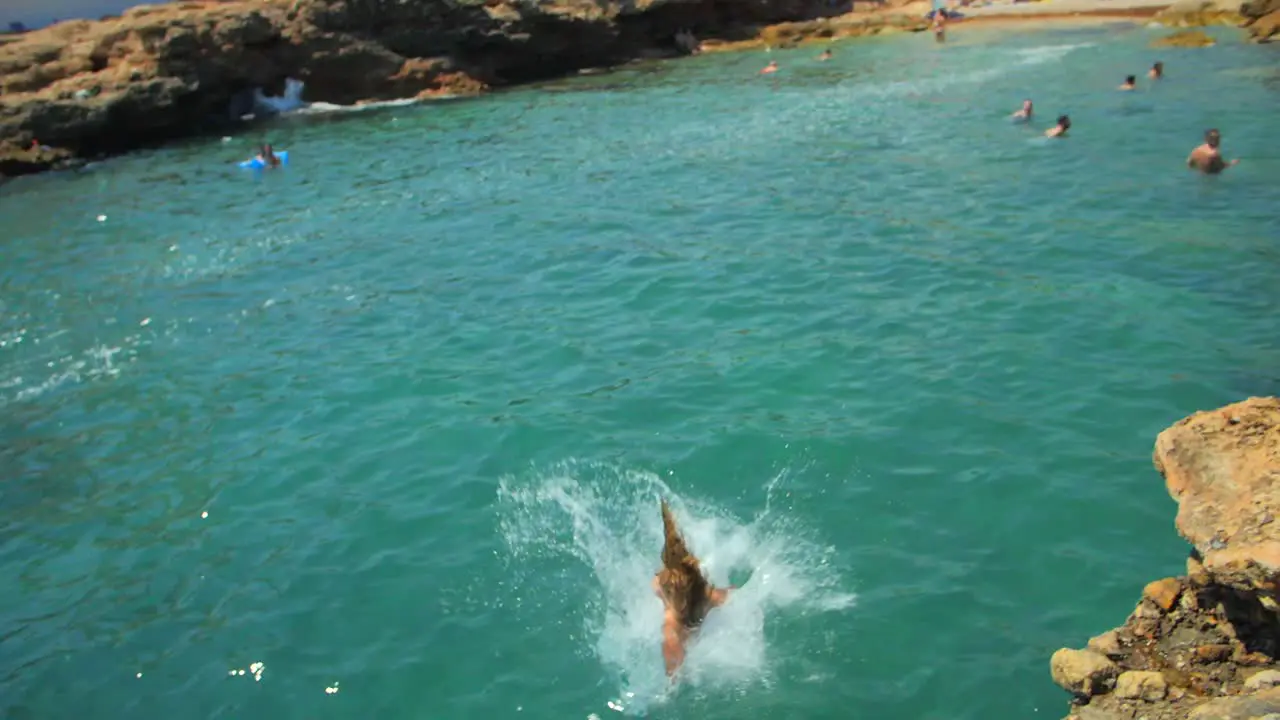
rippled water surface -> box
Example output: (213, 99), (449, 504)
(2, 21), (1278, 720)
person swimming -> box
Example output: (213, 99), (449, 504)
(1011, 99), (1033, 121)
(652, 499), (734, 677)
(255, 143), (281, 168)
(818, 49), (833, 61)
(1187, 128), (1239, 174)
(760, 60), (779, 74)
(1148, 61), (1163, 80)
(1044, 114), (1070, 138)
(1119, 75), (1136, 91)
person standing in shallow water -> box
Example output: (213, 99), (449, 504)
(652, 499), (734, 677)
(1187, 129), (1239, 174)
(932, 10), (947, 42)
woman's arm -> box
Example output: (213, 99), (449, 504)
(708, 585), (735, 608)
(661, 613), (685, 676)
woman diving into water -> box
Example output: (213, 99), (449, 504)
(652, 500), (735, 677)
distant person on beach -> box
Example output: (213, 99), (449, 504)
(1011, 99), (1033, 121)
(760, 61), (779, 74)
(818, 49), (833, 61)
(255, 144), (281, 169)
(653, 500), (735, 677)
(1044, 115), (1070, 138)
(932, 10), (947, 42)
(1187, 129), (1239, 174)
(1148, 61), (1163, 79)
(1119, 75), (1136, 91)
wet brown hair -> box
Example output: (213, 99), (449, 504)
(657, 499), (713, 629)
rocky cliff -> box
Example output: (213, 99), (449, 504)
(1051, 397), (1280, 720)
(0, 0), (861, 176)
(1151, 0), (1280, 40)
(1241, 0), (1280, 41)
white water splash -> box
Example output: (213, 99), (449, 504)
(290, 98), (424, 116)
(1010, 41), (1096, 66)
(5, 341), (132, 405)
(496, 460), (855, 715)
(253, 77), (307, 115)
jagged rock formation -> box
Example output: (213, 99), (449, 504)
(0, 0), (871, 176)
(1151, 0), (1280, 41)
(1241, 0), (1280, 40)
(1052, 398), (1280, 720)
(1152, 0), (1245, 26)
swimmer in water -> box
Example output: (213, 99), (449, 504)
(1186, 128), (1239, 174)
(1011, 99), (1033, 121)
(818, 48), (833, 61)
(760, 60), (779, 74)
(1044, 114), (1070, 138)
(1119, 75), (1136, 91)
(1148, 61), (1163, 80)
(255, 143), (281, 168)
(653, 499), (734, 677)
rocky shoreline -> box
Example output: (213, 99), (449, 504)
(0, 0), (933, 177)
(1051, 397), (1280, 720)
(1, 0), (1276, 178)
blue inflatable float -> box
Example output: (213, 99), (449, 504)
(239, 150), (289, 169)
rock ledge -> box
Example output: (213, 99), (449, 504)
(1053, 398), (1280, 720)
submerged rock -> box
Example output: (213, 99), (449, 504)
(1152, 28), (1218, 46)
(1051, 398), (1280, 720)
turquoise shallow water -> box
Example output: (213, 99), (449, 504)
(2, 21), (1279, 720)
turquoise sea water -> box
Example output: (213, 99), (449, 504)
(2, 21), (1278, 720)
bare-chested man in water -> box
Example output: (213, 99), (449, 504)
(1187, 129), (1239, 174)
(652, 500), (735, 677)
